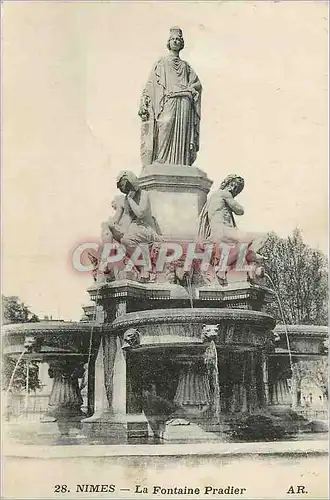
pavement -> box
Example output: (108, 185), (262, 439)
(3, 438), (328, 458)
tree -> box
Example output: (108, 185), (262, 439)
(2, 295), (40, 325)
(292, 359), (328, 404)
(262, 229), (328, 403)
(2, 295), (40, 393)
(3, 358), (41, 393)
(314, 358), (328, 400)
(262, 229), (328, 326)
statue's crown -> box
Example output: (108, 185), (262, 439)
(169, 26), (183, 37)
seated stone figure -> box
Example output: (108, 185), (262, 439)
(108, 170), (162, 253)
(91, 195), (129, 282)
(198, 174), (268, 282)
(96, 180), (159, 282)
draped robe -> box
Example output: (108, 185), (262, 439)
(140, 55), (202, 166)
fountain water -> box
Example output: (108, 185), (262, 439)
(204, 340), (221, 424)
(24, 361), (30, 413)
(6, 350), (27, 397)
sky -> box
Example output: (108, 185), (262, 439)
(2, 0), (328, 320)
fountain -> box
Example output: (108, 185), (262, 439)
(3, 27), (328, 446)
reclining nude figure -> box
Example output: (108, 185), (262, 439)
(198, 174), (268, 283)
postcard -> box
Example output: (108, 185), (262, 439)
(1, 1), (328, 499)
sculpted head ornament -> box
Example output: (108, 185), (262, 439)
(122, 328), (141, 349)
(201, 324), (219, 342)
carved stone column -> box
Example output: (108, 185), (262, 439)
(84, 333), (126, 419)
(261, 351), (270, 405)
(85, 339), (109, 419)
(82, 299), (133, 441)
(103, 335), (118, 410)
(269, 357), (293, 406)
(272, 378), (292, 406)
(112, 300), (127, 414)
(46, 359), (85, 420)
(81, 336), (127, 442)
(248, 351), (259, 411)
(225, 351), (248, 413)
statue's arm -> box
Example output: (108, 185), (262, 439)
(189, 80), (202, 92)
(111, 204), (124, 225)
(187, 64), (202, 92)
(127, 190), (149, 219)
(138, 62), (159, 121)
(222, 191), (244, 215)
(138, 89), (151, 121)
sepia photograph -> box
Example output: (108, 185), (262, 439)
(1, 1), (329, 499)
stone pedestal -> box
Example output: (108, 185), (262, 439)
(139, 164), (213, 237)
(39, 358), (86, 437)
(44, 359), (85, 420)
(271, 379), (292, 406)
(174, 358), (210, 417)
(82, 330), (149, 442)
(268, 356), (293, 407)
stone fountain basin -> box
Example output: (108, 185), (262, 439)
(111, 308), (276, 350)
(2, 321), (100, 360)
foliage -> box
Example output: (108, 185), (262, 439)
(262, 229), (328, 326)
(292, 358), (328, 400)
(2, 295), (39, 325)
(313, 358), (328, 399)
(262, 229), (328, 401)
(2, 295), (40, 393)
(2, 357), (41, 393)
(227, 411), (306, 441)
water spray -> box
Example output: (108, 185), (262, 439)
(264, 273), (295, 406)
(6, 350), (27, 397)
(204, 339), (221, 424)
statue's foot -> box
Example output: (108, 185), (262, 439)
(138, 272), (150, 283)
(247, 271), (254, 284)
(218, 276), (228, 287)
(216, 269), (228, 286)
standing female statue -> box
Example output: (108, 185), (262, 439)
(138, 27), (202, 167)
